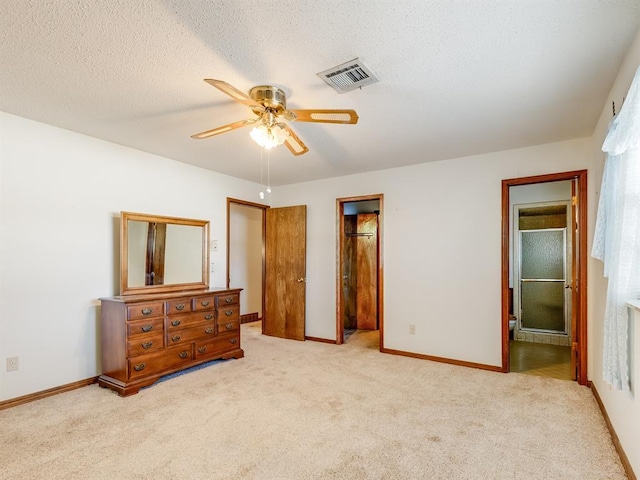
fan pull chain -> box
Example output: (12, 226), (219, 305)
(259, 147), (265, 199)
(266, 149), (272, 194)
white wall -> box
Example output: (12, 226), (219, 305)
(588, 29), (640, 475)
(272, 137), (594, 367)
(0, 112), (262, 401)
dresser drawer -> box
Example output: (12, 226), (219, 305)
(166, 298), (193, 314)
(217, 304), (239, 322)
(193, 296), (216, 311)
(217, 293), (239, 306)
(127, 333), (164, 357)
(166, 311), (216, 331)
(128, 346), (193, 380)
(127, 301), (164, 320)
(127, 317), (164, 337)
(218, 319), (239, 334)
(166, 324), (217, 346)
(194, 333), (240, 359)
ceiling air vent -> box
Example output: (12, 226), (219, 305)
(317, 58), (379, 93)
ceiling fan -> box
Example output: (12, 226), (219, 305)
(191, 79), (359, 155)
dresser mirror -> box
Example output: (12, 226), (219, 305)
(120, 211), (209, 295)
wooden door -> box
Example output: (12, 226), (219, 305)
(356, 214), (378, 330)
(343, 215), (358, 329)
(570, 180), (579, 381)
(264, 205), (307, 340)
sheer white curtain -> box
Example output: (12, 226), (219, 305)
(592, 66), (640, 391)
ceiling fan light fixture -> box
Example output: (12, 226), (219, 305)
(250, 122), (289, 149)
(192, 79), (355, 156)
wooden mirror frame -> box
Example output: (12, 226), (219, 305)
(120, 211), (209, 296)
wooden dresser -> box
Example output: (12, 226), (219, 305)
(99, 288), (243, 396)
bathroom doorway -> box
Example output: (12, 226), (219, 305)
(336, 194), (384, 349)
(512, 201), (573, 380)
(501, 171), (587, 384)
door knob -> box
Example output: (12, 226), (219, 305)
(297, 277), (306, 283)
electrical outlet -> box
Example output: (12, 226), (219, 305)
(6, 357), (18, 372)
(409, 325), (415, 335)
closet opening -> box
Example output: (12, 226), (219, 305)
(336, 194), (384, 349)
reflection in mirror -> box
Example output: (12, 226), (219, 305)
(120, 212), (209, 295)
(127, 222), (204, 287)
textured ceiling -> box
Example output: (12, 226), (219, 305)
(2, 1), (639, 186)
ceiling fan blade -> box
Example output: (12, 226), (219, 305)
(282, 124), (309, 156)
(285, 109), (358, 124)
(203, 79), (265, 112)
(191, 118), (256, 139)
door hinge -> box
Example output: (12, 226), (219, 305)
(571, 196), (578, 206)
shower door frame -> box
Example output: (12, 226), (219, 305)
(514, 214), (571, 337)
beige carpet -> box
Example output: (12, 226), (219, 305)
(0, 322), (626, 480)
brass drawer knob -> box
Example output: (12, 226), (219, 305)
(201, 301), (210, 307)
(205, 327), (215, 334)
(229, 337), (238, 344)
(204, 314), (213, 320)
(175, 304), (185, 311)
(224, 297), (233, 304)
(225, 323), (234, 330)
(141, 325), (153, 333)
(197, 346), (207, 354)
(133, 363), (146, 371)
(141, 341), (153, 349)
(171, 335), (181, 342)
(141, 308), (152, 315)
(178, 351), (189, 359)
(171, 320), (181, 327)
(225, 310), (233, 316)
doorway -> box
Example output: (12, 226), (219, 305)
(226, 198), (267, 324)
(501, 171), (587, 384)
(336, 194), (384, 348)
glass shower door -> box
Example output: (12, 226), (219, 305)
(519, 228), (567, 333)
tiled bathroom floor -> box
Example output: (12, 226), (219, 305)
(510, 340), (573, 380)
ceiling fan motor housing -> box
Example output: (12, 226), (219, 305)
(249, 86), (287, 114)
